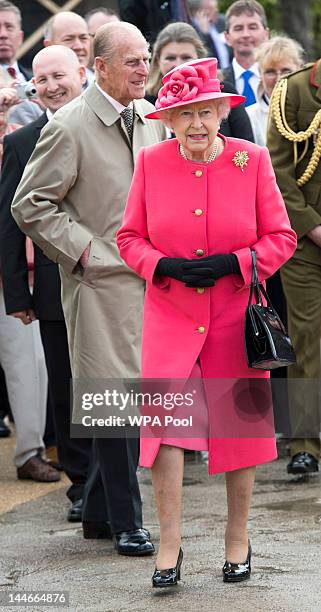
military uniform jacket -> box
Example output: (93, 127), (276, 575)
(267, 60), (321, 264)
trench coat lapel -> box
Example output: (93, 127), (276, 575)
(83, 83), (120, 126)
(132, 101), (148, 161)
(83, 83), (131, 149)
(83, 84), (150, 155)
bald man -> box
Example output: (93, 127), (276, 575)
(85, 7), (120, 69)
(0, 46), (92, 515)
(12, 22), (166, 555)
(44, 11), (92, 85)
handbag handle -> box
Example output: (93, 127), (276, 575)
(248, 250), (275, 308)
(247, 250), (262, 307)
(247, 251), (287, 334)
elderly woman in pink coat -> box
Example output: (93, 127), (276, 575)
(117, 58), (296, 588)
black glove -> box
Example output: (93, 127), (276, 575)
(181, 254), (240, 287)
(155, 257), (190, 282)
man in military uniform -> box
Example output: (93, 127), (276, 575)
(267, 60), (321, 475)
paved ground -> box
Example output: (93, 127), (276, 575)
(1, 433), (321, 612)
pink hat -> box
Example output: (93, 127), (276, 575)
(145, 57), (245, 120)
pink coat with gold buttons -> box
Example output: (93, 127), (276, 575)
(117, 136), (297, 474)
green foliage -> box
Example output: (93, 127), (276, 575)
(219, 0), (280, 27)
(312, 0), (321, 56)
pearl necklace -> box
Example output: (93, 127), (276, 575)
(179, 137), (220, 163)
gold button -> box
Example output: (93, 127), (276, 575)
(196, 249), (204, 257)
(195, 170), (203, 178)
(197, 288), (205, 294)
(194, 209), (203, 216)
(198, 326), (205, 334)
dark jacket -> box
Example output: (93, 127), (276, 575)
(222, 64), (236, 87)
(0, 112), (64, 320)
(119, 0), (189, 43)
(220, 80), (254, 141)
(17, 62), (32, 81)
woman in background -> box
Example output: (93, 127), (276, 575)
(246, 36), (303, 146)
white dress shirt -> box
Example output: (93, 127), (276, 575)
(95, 82), (133, 113)
(0, 60), (27, 83)
(232, 58), (261, 101)
(246, 95), (269, 146)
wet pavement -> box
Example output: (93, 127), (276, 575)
(1, 435), (321, 612)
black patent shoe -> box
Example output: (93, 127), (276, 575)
(222, 543), (251, 583)
(152, 548), (183, 588)
(287, 452), (319, 475)
(0, 416), (10, 438)
(115, 528), (154, 556)
(67, 498), (83, 522)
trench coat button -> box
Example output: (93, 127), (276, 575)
(195, 170), (203, 177)
(197, 288), (205, 294)
(198, 326), (205, 334)
(194, 208), (203, 216)
(196, 249), (204, 256)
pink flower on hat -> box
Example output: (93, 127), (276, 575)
(156, 65), (213, 110)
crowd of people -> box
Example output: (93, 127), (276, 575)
(0, 0), (320, 588)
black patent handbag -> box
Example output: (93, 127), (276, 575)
(244, 251), (296, 370)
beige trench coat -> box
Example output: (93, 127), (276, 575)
(12, 84), (165, 421)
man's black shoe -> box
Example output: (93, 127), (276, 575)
(0, 417), (10, 438)
(115, 529), (154, 556)
(67, 498), (83, 522)
(83, 521), (113, 539)
(287, 452), (319, 475)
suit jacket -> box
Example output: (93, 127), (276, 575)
(12, 84), (166, 420)
(222, 64), (236, 88)
(17, 63), (32, 81)
(220, 80), (254, 141)
(267, 61), (321, 264)
(0, 112), (65, 320)
(119, 0), (189, 43)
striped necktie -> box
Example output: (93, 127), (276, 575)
(121, 107), (134, 141)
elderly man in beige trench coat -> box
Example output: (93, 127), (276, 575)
(12, 23), (166, 555)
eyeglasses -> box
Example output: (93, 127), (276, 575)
(263, 68), (293, 79)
